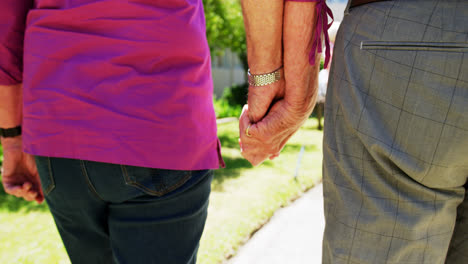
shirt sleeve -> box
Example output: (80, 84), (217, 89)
(284, 0), (334, 68)
(0, 1), (33, 85)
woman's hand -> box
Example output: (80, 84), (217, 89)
(1, 137), (44, 203)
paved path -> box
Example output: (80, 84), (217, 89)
(228, 184), (325, 264)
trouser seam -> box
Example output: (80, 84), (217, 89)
(80, 160), (106, 202)
(43, 157), (56, 195)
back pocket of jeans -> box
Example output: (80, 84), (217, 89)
(361, 41), (468, 52)
(34, 156), (56, 196)
(121, 165), (192, 197)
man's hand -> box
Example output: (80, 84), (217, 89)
(1, 137), (44, 203)
(239, 84), (317, 166)
(240, 64), (319, 166)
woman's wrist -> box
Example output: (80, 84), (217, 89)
(247, 53), (283, 75)
(241, 0), (284, 74)
(1, 136), (22, 150)
(0, 84), (23, 128)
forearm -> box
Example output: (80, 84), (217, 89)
(0, 1), (31, 143)
(241, 0), (284, 73)
(0, 84), (23, 146)
(0, 1), (32, 145)
(239, 0), (332, 166)
(0, 0), (31, 128)
(0, 84), (22, 128)
(283, 1), (320, 116)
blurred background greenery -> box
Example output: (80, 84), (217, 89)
(0, 1), (326, 263)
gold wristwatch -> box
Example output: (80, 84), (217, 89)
(248, 66), (283, 87)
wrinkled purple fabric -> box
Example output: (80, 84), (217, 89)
(0, 0), (224, 170)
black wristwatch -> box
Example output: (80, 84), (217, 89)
(0, 126), (22, 138)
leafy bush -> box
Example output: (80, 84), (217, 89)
(223, 82), (248, 107)
(213, 97), (242, 118)
(213, 82), (248, 118)
(203, 0), (246, 59)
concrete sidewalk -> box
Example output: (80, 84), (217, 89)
(228, 184), (325, 264)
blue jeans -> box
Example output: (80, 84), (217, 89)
(35, 156), (213, 264)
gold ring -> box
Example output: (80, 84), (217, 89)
(245, 124), (252, 137)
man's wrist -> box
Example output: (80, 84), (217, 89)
(284, 96), (315, 119)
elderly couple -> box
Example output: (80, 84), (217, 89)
(1, 0), (467, 263)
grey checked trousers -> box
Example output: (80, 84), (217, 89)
(322, 0), (468, 263)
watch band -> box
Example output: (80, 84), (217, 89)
(0, 126), (22, 138)
(248, 66), (283, 87)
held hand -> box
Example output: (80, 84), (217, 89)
(1, 137), (44, 203)
(248, 78), (285, 123)
(239, 97), (314, 166)
(240, 60), (319, 166)
(239, 0), (321, 166)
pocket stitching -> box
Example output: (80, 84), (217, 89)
(80, 160), (106, 201)
(120, 165), (192, 196)
(43, 157), (56, 195)
(361, 41), (468, 52)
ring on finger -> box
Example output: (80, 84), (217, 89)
(245, 124), (253, 137)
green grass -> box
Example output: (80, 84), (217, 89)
(198, 119), (323, 263)
(0, 118), (323, 264)
(0, 212), (69, 264)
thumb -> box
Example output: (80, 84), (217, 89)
(3, 183), (22, 197)
(247, 79), (284, 123)
(247, 86), (275, 123)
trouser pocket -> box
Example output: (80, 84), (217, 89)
(361, 41), (468, 52)
(121, 165), (193, 197)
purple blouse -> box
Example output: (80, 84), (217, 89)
(0, 0), (224, 170)
(286, 0), (334, 68)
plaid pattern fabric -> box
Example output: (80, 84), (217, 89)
(322, 0), (468, 263)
